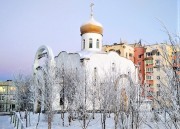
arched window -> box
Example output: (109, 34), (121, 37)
(112, 62), (115, 71)
(96, 39), (99, 48)
(83, 39), (85, 49)
(89, 38), (93, 48)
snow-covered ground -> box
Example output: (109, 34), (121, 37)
(12, 111), (178, 129)
(0, 115), (14, 129)
(25, 113), (114, 129)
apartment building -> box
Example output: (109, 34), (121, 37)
(103, 42), (178, 101)
(144, 43), (173, 99)
(172, 51), (180, 78)
(0, 80), (16, 112)
(172, 49), (180, 100)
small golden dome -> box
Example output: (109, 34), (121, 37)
(80, 17), (103, 36)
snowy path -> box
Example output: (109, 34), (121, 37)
(0, 115), (14, 129)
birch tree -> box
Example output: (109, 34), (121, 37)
(142, 26), (180, 129)
(34, 60), (59, 129)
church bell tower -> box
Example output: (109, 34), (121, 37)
(80, 3), (103, 52)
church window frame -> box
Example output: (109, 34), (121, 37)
(96, 39), (99, 48)
(112, 62), (115, 71)
(83, 39), (85, 49)
(89, 38), (93, 48)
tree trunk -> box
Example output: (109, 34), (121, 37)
(83, 113), (86, 129)
(48, 114), (52, 129)
(103, 112), (106, 129)
(25, 109), (27, 127)
(114, 112), (118, 129)
(36, 113), (41, 129)
(29, 112), (31, 126)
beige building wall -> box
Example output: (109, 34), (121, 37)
(103, 43), (134, 62)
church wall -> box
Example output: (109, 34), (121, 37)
(78, 51), (136, 110)
(50, 50), (137, 110)
(54, 51), (84, 110)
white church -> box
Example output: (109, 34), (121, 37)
(33, 4), (139, 112)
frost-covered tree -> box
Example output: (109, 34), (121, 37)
(142, 26), (180, 129)
(13, 72), (34, 127)
(57, 66), (79, 126)
(153, 33), (180, 129)
(34, 60), (60, 129)
(13, 73), (33, 111)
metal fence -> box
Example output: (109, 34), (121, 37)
(10, 111), (26, 129)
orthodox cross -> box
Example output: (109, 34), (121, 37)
(90, 3), (94, 17)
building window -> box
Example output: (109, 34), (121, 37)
(156, 51), (160, 56)
(157, 76), (160, 80)
(13, 95), (15, 100)
(149, 84), (153, 88)
(96, 39), (99, 48)
(109, 49), (115, 51)
(129, 53), (133, 57)
(146, 68), (153, 72)
(157, 84), (160, 87)
(116, 50), (121, 55)
(89, 38), (93, 48)
(146, 60), (153, 65)
(1, 96), (4, 100)
(146, 75), (153, 80)
(126, 53), (128, 58)
(157, 91), (160, 96)
(147, 91), (152, 97)
(146, 52), (152, 57)
(138, 55), (141, 58)
(155, 60), (160, 65)
(83, 39), (85, 49)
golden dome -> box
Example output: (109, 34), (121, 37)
(80, 17), (103, 36)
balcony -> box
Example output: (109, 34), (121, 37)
(154, 63), (160, 68)
(144, 57), (153, 60)
(146, 71), (153, 73)
(146, 80), (154, 85)
(146, 63), (153, 67)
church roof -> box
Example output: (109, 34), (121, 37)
(80, 3), (103, 35)
(77, 50), (106, 59)
(80, 17), (103, 35)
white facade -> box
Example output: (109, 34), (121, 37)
(33, 10), (138, 111)
(81, 33), (103, 51)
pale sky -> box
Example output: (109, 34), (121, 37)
(0, 0), (178, 81)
